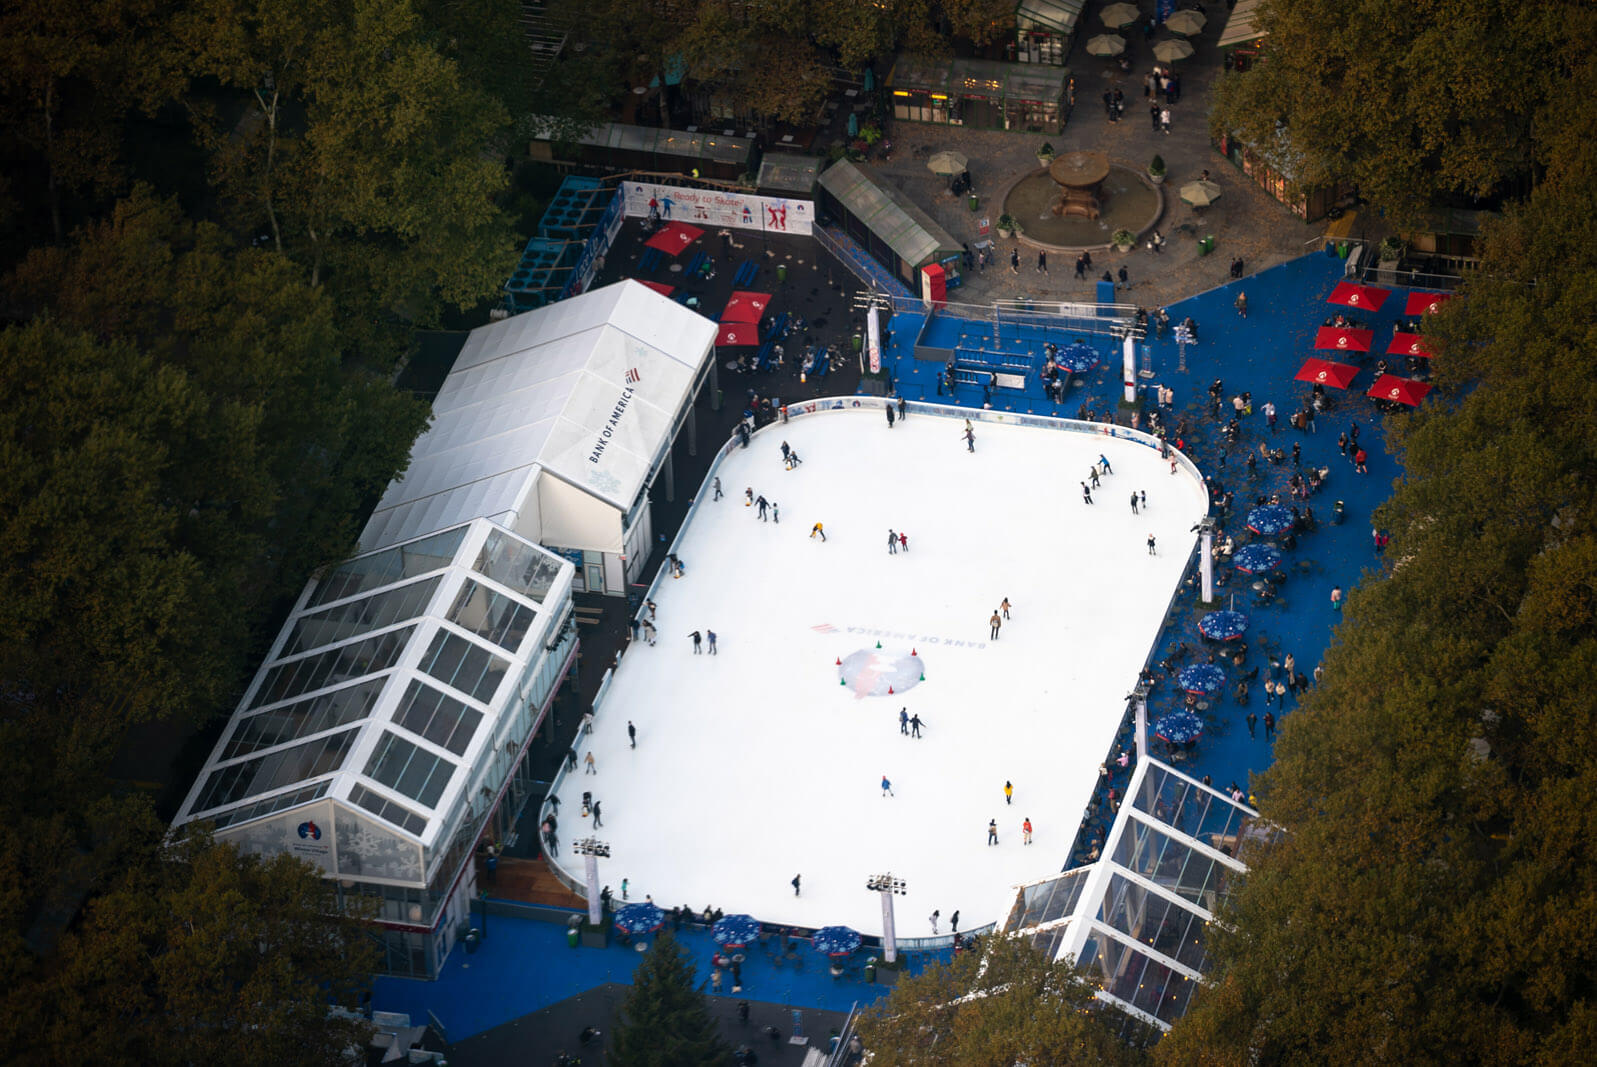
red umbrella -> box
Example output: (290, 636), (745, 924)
(721, 291), (772, 324)
(1366, 374), (1432, 406)
(638, 280), (676, 297)
(1314, 326), (1374, 353)
(1387, 331), (1433, 358)
(644, 221), (704, 255)
(715, 322), (758, 347)
(1294, 357), (1359, 389)
(1327, 280), (1391, 312)
(1404, 291), (1453, 316)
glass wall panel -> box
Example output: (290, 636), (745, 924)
(1099, 873), (1208, 971)
(475, 529), (563, 602)
(308, 528), (468, 608)
(206, 780), (332, 830)
(349, 784), (429, 837)
(253, 626), (414, 709)
(1113, 819), (1228, 910)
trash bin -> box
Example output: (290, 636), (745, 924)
(465, 928), (482, 954)
(1324, 241), (1337, 257)
(777, 264), (788, 284)
(864, 962), (877, 982)
(1198, 235), (1215, 256)
(567, 927), (579, 948)
(968, 193), (979, 211)
(1337, 241), (1351, 259)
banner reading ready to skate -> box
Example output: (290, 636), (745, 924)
(622, 182), (813, 236)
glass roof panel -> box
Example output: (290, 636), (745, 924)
(475, 528), (563, 602)
(447, 578), (537, 655)
(307, 527), (467, 609)
(1098, 872), (1209, 971)
(1010, 868), (1092, 929)
(284, 576), (441, 657)
(348, 783), (429, 837)
(419, 630), (510, 705)
(391, 678), (484, 757)
(363, 731), (457, 809)
(206, 780), (332, 831)
(193, 728), (360, 813)
(251, 625), (414, 710)
(1113, 818), (1231, 911)
(225, 676), (387, 759)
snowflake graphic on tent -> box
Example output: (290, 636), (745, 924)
(344, 824), (389, 860)
(589, 469), (622, 496)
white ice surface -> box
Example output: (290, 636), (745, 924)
(553, 407), (1207, 936)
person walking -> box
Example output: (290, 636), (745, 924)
(897, 395), (908, 420)
(1264, 711), (1276, 740)
(689, 630), (702, 653)
(1022, 817), (1033, 845)
(1037, 250), (1048, 275)
(791, 874), (801, 896)
(1004, 780), (1013, 805)
(1246, 710), (1257, 738)
(1264, 401), (1277, 433)
(951, 910), (960, 933)
(1331, 584), (1343, 611)
(990, 610), (1002, 640)
(887, 529), (898, 554)
(1140, 489), (1147, 510)
(1000, 597), (1011, 620)
(1235, 291), (1248, 318)
(810, 522), (826, 541)
(987, 820), (999, 845)
(1160, 106), (1172, 133)
(909, 713), (923, 738)
(1354, 447), (1369, 474)
(592, 800), (603, 828)
(707, 629), (718, 654)
(1010, 247), (1020, 273)
(881, 775), (894, 797)
(900, 708), (909, 735)
(713, 476), (723, 500)
(1130, 491), (1140, 514)
(628, 721), (637, 748)
(584, 752), (597, 775)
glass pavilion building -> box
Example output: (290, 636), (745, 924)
(1001, 758), (1275, 1031)
(173, 518), (577, 978)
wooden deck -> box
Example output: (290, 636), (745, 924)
(480, 855), (586, 909)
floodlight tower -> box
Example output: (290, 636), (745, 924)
(866, 873), (909, 963)
(1193, 515), (1220, 603)
(1129, 678), (1153, 758)
(572, 838), (610, 926)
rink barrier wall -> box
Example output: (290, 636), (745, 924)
(558, 398), (1209, 927)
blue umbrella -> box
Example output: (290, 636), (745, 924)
(711, 913), (762, 949)
(1246, 504), (1295, 537)
(1058, 342), (1099, 373)
(1153, 710), (1203, 744)
(1177, 663), (1225, 694)
(812, 925), (863, 957)
(614, 902), (666, 936)
(1198, 610), (1249, 641)
(1233, 543), (1283, 574)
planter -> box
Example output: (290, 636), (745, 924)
(1037, 155), (1055, 169)
(1149, 171), (1166, 184)
(1375, 256), (1402, 286)
(997, 227), (1014, 239)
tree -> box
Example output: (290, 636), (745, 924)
(3, 819), (376, 1066)
(1160, 84), (1597, 1066)
(1209, 0), (1595, 227)
(856, 934), (1152, 1065)
(609, 929), (733, 1066)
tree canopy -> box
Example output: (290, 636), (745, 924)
(609, 929), (733, 1066)
(856, 935), (1153, 1065)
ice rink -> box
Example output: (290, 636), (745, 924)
(552, 404), (1208, 936)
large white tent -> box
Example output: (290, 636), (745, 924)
(362, 280), (719, 594)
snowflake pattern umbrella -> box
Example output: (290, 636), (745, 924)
(1232, 543), (1283, 574)
(711, 913), (762, 949)
(1153, 710), (1204, 744)
(1058, 343), (1099, 373)
(1246, 504), (1295, 537)
(614, 902), (666, 936)
(812, 925), (863, 957)
(1178, 663), (1225, 694)
(1198, 610), (1249, 641)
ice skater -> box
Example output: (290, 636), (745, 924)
(951, 910), (960, 933)
(899, 531), (908, 552)
(909, 713), (923, 737)
(885, 404), (895, 428)
(780, 441), (791, 464)
(1023, 817), (1033, 845)
(1088, 466), (1100, 489)
(810, 522), (826, 541)
(591, 800), (603, 828)
(689, 630), (703, 653)
(887, 529), (898, 554)
(745, 487), (753, 507)
(929, 910), (940, 934)
(1000, 597), (1011, 619)
(772, 502), (779, 523)
(900, 708), (909, 735)
(1130, 491), (1140, 514)
(1140, 489), (1147, 510)
(646, 599), (656, 620)
(881, 775), (894, 797)
(643, 620), (656, 645)
(987, 820), (999, 845)
(707, 629), (718, 654)
(584, 752), (597, 775)
(628, 721), (637, 748)
(791, 874), (801, 896)
(1004, 780), (1013, 805)
(713, 477), (723, 500)
(756, 495), (769, 521)
(963, 425), (975, 452)
(1099, 453), (1114, 474)
(1081, 482), (1093, 505)
(990, 610), (1002, 639)
(1147, 534), (1157, 555)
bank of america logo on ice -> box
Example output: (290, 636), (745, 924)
(625, 367), (641, 384)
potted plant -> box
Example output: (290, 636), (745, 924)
(1376, 236), (1405, 284)
(1148, 154), (1167, 184)
(1112, 228), (1137, 252)
(997, 213), (1019, 238)
(1036, 141), (1056, 167)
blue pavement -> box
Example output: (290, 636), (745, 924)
(376, 908), (947, 1042)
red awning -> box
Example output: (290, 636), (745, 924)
(715, 322), (758, 347)
(721, 291), (772, 324)
(1294, 358), (1359, 389)
(644, 221), (705, 255)
(1314, 326), (1374, 353)
(1387, 331), (1433, 358)
(1327, 280), (1391, 312)
(638, 280), (676, 297)
(1404, 291), (1453, 317)
(1367, 374), (1432, 406)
